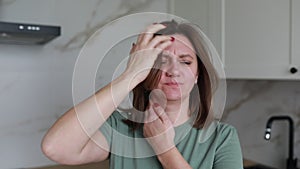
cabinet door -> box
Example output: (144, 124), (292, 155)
(223, 0), (292, 79)
(292, 0), (300, 78)
(171, 0), (298, 79)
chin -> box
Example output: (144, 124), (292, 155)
(159, 88), (189, 102)
(165, 94), (185, 102)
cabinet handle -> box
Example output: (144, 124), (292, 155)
(290, 67), (298, 74)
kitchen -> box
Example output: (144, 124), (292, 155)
(0, 0), (299, 169)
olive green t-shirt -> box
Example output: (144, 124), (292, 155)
(100, 112), (243, 169)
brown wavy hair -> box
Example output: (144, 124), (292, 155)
(123, 20), (218, 130)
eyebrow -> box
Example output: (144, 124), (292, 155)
(161, 53), (195, 60)
(178, 54), (194, 60)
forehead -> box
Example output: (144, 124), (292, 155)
(163, 34), (196, 57)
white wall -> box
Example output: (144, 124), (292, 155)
(0, 0), (169, 168)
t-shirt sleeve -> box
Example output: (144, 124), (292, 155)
(213, 125), (243, 169)
(99, 111), (120, 149)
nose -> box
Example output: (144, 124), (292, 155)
(165, 62), (180, 77)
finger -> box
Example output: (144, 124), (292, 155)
(129, 43), (136, 54)
(138, 23), (166, 42)
(152, 103), (170, 124)
(149, 89), (167, 110)
(144, 108), (153, 123)
(147, 35), (172, 49)
(137, 24), (166, 46)
(144, 109), (150, 123)
(154, 40), (173, 51)
(144, 106), (158, 123)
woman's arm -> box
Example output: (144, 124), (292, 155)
(41, 73), (136, 165)
(41, 23), (172, 165)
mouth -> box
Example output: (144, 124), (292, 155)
(164, 82), (182, 87)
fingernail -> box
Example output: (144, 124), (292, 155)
(152, 22), (158, 25)
(132, 43), (135, 46)
(170, 36), (175, 42)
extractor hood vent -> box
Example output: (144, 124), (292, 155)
(0, 21), (61, 45)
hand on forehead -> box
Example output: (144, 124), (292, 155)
(162, 34), (196, 57)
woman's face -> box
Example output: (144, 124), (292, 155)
(156, 34), (198, 101)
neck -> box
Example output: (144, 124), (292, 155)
(165, 97), (190, 126)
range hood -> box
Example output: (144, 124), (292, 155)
(0, 21), (61, 45)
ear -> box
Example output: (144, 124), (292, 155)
(195, 75), (198, 84)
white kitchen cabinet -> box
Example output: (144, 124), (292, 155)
(171, 0), (300, 80)
(292, 0), (300, 77)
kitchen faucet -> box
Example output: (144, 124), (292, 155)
(264, 115), (298, 169)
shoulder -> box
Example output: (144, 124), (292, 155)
(213, 122), (241, 152)
(199, 122), (239, 141)
(100, 111), (129, 133)
(212, 123), (243, 168)
(193, 122), (240, 147)
(105, 111), (128, 125)
(216, 123), (239, 138)
(99, 111), (132, 140)
(111, 110), (128, 119)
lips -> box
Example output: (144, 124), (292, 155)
(164, 81), (182, 87)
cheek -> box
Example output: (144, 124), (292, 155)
(156, 76), (164, 88)
(185, 68), (198, 81)
(185, 76), (197, 89)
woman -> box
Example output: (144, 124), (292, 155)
(42, 20), (243, 169)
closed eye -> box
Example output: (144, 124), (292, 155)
(180, 61), (192, 65)
(179, 54), (194, 65)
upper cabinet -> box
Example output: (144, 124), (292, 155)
(292, 0), (300, 78)
(171, 0), (300, 80)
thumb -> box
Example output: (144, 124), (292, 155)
(153, 103), (171, 124)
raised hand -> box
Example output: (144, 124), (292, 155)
(124, 23), (173, 85)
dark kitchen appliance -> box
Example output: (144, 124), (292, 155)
(0, 21), (61, 45)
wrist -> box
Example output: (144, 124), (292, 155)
(146, 136), (175, 155)
(157, 147), (193, 169)
(157, 147), (176, 161)
(120, 70), (143, 90)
